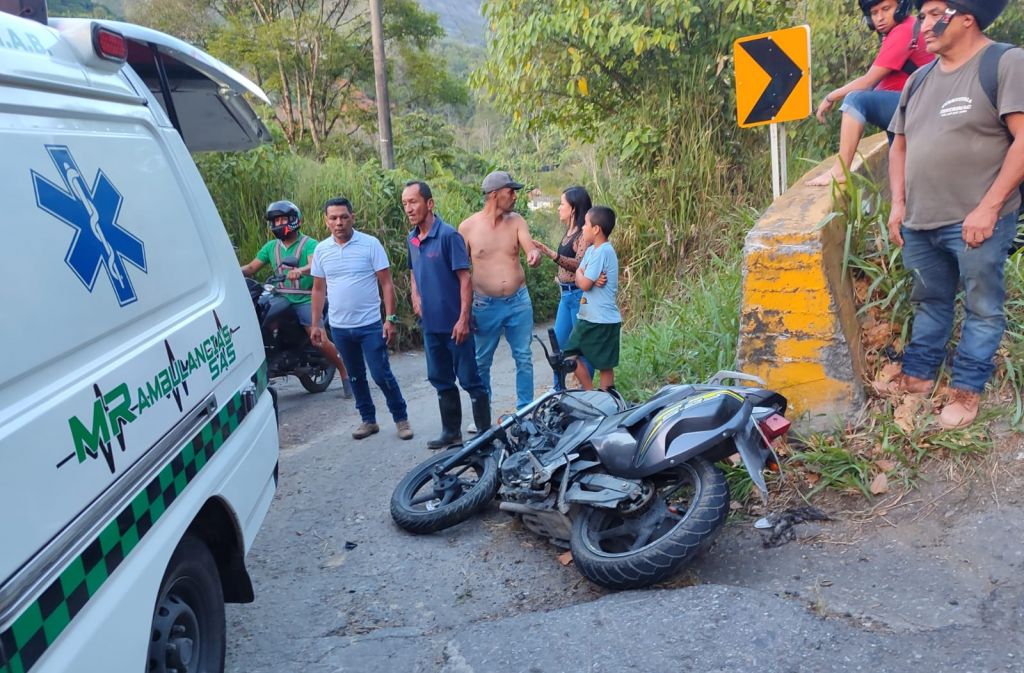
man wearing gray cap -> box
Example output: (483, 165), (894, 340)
(459, 170), (543, 412)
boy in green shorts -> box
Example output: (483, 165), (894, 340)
(563, 205), (621, 391)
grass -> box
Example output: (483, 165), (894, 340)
(730, 172), (1024, 505)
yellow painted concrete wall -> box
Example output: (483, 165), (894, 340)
(737, 133), (890, 429)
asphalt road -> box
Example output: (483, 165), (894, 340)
(226, 334), (1024, 673)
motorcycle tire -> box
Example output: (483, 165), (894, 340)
(390, 445), (500, 534)
(569, 457), (728, 590)
(298, 365), (335, 393)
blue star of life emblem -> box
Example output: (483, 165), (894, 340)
(32, 145), (147, 306)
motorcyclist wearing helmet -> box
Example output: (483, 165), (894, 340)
(879, 0), (1023, 429)
(807, 0), (933, 185)
(242, 200), (353, 398)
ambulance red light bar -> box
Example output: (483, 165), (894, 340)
(92, 24), (127, 63)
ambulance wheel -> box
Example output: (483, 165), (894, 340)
(299, 365), (335, 393)
(149, 535), (226, 673)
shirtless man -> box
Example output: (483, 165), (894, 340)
(459, 171), (542, 410)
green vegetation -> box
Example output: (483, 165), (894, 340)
(48, 0), (1024, 498)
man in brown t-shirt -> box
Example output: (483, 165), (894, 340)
(880, 0), (1024, 428)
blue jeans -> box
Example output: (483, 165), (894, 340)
(900, 212), (1017, 393)
(472, 286), (534, 408)
(841, 89), (900, 142)
(553, 285), (592, 389)
(424, 332), (487, 399)
(330, 321), (407, 423)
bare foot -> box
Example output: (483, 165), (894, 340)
(805, 167), (847, 187)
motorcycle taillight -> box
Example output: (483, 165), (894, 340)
(758, 413), (791, 441)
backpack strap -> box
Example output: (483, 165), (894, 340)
(979, 42), (1014, 115)
(898, 59), (938, 118)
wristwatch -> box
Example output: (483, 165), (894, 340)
(385, 314), (399, 323)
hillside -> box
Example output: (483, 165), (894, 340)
(419, 0), (485, 46)
(47, 0), (123, 18)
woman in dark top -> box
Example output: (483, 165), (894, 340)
(533, 185), (594, 389)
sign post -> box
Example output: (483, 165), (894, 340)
(734, 25), (811, 198)
(769, 123), (787, 200)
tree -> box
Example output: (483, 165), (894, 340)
(472, 0), (788, 165)
(127, 0), (446, 157)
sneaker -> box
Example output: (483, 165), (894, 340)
(396, 420), (414, 440)
(352, 422), (379, 440)
(466, 422), (478, 435)
(939, 388), (981, 430)
(871, 372), (934, 396)
(340, 377), (353, 400)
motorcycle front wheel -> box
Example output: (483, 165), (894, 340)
(569, 457), (728, 590)
(390, 445), (500, 534)
(298, 364), (335, 393)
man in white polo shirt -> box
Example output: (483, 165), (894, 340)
(310, 197), (413, 440)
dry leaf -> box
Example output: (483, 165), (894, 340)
(870, 472), (889, 495)
(864, 320), (893, 351)
(874, 459), (897, 472)
(804, 472), (820, 486)
(557, 551), (573, 566)
(893, 395), (927, 434)
(876, 362), (903, 385)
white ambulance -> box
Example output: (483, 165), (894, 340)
(0, 3), (279, 672)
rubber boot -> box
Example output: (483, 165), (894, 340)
(471, 394), (491, 433)
(427, 390), (462, 450)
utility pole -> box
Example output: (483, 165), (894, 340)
(369, 0), (394, 169)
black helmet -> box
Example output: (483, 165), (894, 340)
(265, 200), (301, 239)
(914, 0), (1008, 30)
(860, 0), (913, 30)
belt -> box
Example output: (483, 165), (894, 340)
(558, 282), (577, 291)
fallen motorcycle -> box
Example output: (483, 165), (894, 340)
(390, 330), (791, 590)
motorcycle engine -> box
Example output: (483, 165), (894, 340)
(269, 350), (299, 373)
(500, 451), (541, 488)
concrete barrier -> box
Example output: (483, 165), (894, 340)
(737, 133), (890, 430)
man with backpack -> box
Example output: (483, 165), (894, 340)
(879, 0), (1024, 429)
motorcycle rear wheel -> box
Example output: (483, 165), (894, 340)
(569, 457), (728, 590)
(298, 365), (335, 393)
(390, 445), (500, 534)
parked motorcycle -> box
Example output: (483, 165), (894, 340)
(247, 256), (335, 393)
(390, 329), (791, 590)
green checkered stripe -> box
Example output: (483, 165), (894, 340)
(0, 362), (269, 673)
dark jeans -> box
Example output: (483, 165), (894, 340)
(330, 321), (407, 423)
(900, 212), (1017, 392)
(424, 332), (487, 399)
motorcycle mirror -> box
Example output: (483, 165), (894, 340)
(280, 255), (300, 268)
